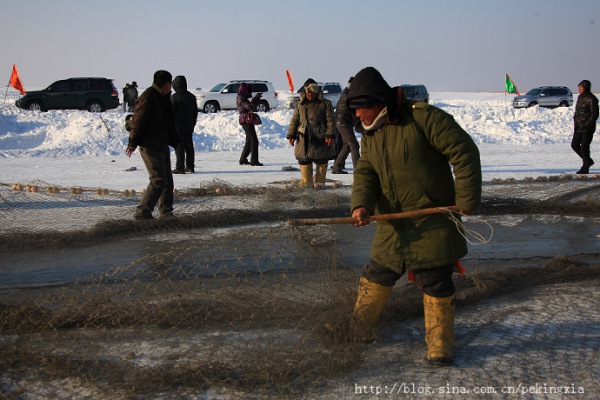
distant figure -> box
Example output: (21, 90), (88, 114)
(572, 79), (599, 174)
(287, 78), (336, 187)
(125, 70), (178, 220)
(122, 83), (130, 112)
(236, 82), (263, 166)
(127, 81), (139, 112)
(331, 76), (360, 174)
(171, 76), (199, 173)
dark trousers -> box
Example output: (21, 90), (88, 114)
(137, 147), (174, 217)
(332, 124), (360, 172)
(362, 260), (456, 298)
(240, 124), (259, 164)
(175, 131), (195, 170)
(571, 131), (594, 167)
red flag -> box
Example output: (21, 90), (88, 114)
(285, 70), (294, 93)
(9, 64), (26, 95)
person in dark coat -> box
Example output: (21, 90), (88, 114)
(331, 77), (360, 174)
(126, 70), (178, 220)
(571, 79), (599, 174)
(127, 81), (138, 112)
(171, 76), (199, 173)
(328, 67), (481, 367)
(237, 82), (263, 166)
(122, 83), (130, 112)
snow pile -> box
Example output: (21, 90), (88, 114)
(0, 91), (576, 158)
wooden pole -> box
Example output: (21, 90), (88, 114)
(99, 114), (110, 133)
(288, 206), (459, 226)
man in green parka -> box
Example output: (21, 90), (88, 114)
(344, 67), (481, 366)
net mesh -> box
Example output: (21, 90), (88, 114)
(1, 180), (599, 398)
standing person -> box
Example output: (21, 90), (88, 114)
(339, 67), (481, 366)
(237, 83), (263, 166)
(287, 79), (336, 187)
(125, 70), (178, 220)
(331, 77), (360, 174)
(127, 81), (139, 112)
(122, 83), (130, 112)
(171, 75), (199, 173)
(572, 79), (599, 174)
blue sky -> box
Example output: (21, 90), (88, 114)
(2, 0), (599, 92)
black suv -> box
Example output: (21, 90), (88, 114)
(401, 84), (429, 103)
(15, 77), (120, 112)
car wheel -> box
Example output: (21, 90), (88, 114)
(203, 101), (220, 113)
(27, 100), (45, 112)
(559, 101), (569, 107)
(255, 100), (270, 113)
(87, 100), (105, 112)
(527, 102), (537, 108)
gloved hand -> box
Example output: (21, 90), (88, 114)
(288, 138), (295, 146)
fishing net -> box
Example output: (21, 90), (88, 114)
(1, 179), (599, 398)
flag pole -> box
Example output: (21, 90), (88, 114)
(3, 85), (9, 103)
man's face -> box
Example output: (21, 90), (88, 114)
(306, 91), (316, 101)
(161, 82), (172, 95)
(578, 85), (585, 95)
(355, 104), (386, 126)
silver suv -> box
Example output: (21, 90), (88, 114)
(401, 84), (429, 103)
(285, 82), (343, 109)
(512, 86), (573, 109)
(197, 80), (278, 113)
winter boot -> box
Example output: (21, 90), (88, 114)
(350, 277), (393, 342)
(314, 163), (328, 188)
(324, 277), (392, 342)
(299, 164), (313, 186)
(423, 293), (455, 366)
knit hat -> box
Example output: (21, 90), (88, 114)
(578, 80), (591, 92)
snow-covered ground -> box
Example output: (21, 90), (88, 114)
(0, 90), (591, 191)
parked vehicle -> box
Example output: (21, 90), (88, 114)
(196, 80), (278, 113)
(15, 77), (119, 112)
(512, 86), (573, 108)
(401, 84), (429, 103)
(285, 82), (343, 109)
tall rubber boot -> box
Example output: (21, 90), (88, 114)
(314, 163), (328, 188)
(299, 164), (313, 187)
(351, 277), (393, 342)
(423, 293), (455, 366)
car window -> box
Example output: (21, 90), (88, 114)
(222, 84), (239, 94)
(323, 85), (341, 94)
(526, 89), (542, 96)
(209, 83), (227, 92)
(89, 79), (107, 90)
(403, 87), (415, 96)
(49, 80), (69, 92)
(251, 83), (268, 92)
(69, 79), (89, 92)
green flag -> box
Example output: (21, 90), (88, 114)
(505, 74), (519, 95)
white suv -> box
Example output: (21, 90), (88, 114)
(285, 82), (343, 109)
(196, 80), (278, 113)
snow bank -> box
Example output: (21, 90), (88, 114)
(0, 92), (576, 158)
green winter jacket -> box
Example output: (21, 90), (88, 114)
(351, 100), (482, 272)
(287, 92), (336, 163)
